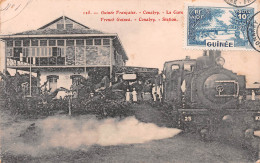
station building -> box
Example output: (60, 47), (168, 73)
(0, 16), (128, 95)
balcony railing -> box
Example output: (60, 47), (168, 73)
(7, 57), (66, 67)
(7, 58), (35, 66)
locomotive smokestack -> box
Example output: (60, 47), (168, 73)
(209, 50), (221, 65)
(203, 50), (207, 56)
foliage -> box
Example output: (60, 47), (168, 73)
(229, 10), (252, 40)
(196, 9), (226, 29)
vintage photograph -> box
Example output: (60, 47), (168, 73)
(0, 0), (260, 162)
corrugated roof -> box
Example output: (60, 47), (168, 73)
(14, 28), (105, 35)
(13, 15), (107, 35)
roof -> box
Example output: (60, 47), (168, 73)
(13, 16), (105, 35)
(14, 28), (105, 35)
(0, 15), (128, 60)
(38, 16), (90, 29)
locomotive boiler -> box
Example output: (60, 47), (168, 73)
(162, 50), (260, 155)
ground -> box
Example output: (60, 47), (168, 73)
(0, 103), (257, 163)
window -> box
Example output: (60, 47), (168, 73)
(52, 47), (58, 57)
(22, 48), (29, 57)
(52, 47), (62, 57)
(47, 75), (59, 92)
(31, 39), (39, 46)
(76, 40), (84, 46)
(49, 78), (57, 82)
(57, 40), (64, 46)
(103, 39), (110, 45)
(171, 65), (180, 71)
(23, 40), (30, 46)
(7, 40), (13, 47)
(14, 40), (22, 47)
(66, 24), (73, 29)
(184, 64), (194, 72)
(66, 40), (74, 46)
(13, 48), (22, 60)
(40, 40), (47, 46)
(94, 39), (101, 45)
(86, 39), (93, 45)
(49, 40), (56, 46)
(71, 75), (83, 86)
(57, 24), (64, 29)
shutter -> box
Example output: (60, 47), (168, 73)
(37, 48), (40, 56)
(49, 48), (52, 57)
(45, 47), (47, 56)
(28, 48), (32, 57)
(32, 48), (35, 56)
(61, 47), (65, 57)
(41, 47), (44, 57)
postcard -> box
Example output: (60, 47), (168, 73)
(0, 0), (260, 162)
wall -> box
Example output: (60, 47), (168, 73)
(40, 70), (88, 98)
(86, 46), (110, 65)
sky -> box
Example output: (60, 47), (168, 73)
(0, 0), (260, 87)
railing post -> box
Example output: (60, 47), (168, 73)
(29, 58), (32, 97)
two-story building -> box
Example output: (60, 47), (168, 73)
(0, 16), (128, 95)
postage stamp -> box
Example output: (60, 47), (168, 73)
(185, 4), (255, 50)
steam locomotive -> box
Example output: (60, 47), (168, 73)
(162, 50), (260, 151)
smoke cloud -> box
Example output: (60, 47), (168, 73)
(1, 115), (181, 156)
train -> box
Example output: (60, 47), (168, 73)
(162, 50), (260, 158)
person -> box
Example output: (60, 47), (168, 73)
(152, 84), (157, 101)
(132, 88), (137, 102)
(126, 89), (130, 102)
(251, 90), (256, 101)
(133, 80), (143, 102)
(238, 95), (243, 104)
(157, 85), (162, 102)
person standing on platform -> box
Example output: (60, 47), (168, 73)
(132, 88), (137, 103)
(152, 84), (157, 102)
(126, 89), (130, 102)
(252, 90), (256, 101)
(134, 80), (144, 102)
(157, 85), (162, 102)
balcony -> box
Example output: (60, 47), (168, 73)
(6, 57), (65, 67)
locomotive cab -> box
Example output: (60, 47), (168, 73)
(162, 56), (196, 105)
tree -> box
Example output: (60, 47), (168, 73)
(229, 9), (254, 42)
